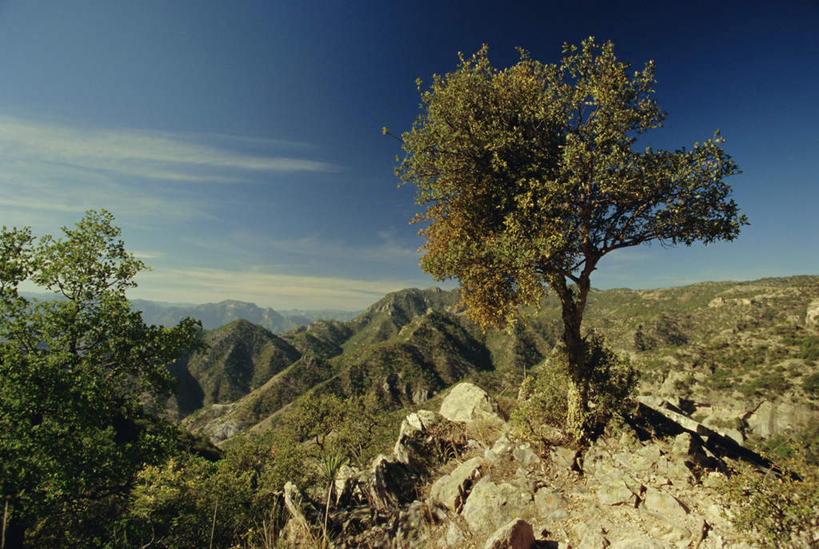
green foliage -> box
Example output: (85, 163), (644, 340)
(720, 446), (819, 546)
(119, 429), (302, 548)
(799, 335), (819, 361)
(396, 36), (743, 441)
(512, 333), (637, 447)
(0, 211), (200, 546)
(396, 37), (744, 331)
(803, 372), (819, 397)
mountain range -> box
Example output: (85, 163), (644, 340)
(168, 276), (819, 451)
(131, 298), (360, 332)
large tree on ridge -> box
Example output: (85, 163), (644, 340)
(395, 37), (746, 439)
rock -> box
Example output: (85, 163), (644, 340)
(461, 478), (535, 538)
(659, 370), (690, 398)
(671, 433), (695, 457)
(366, 455), (416, 510)
(430, 456), (484, 512)
(446, 521), (467, 547)
(283, 481), (310, 531)
(551, 446), (579, 470)
(596, 480), (637, 506)
(573, 520), (608, 549)
(394, 410), (444, 464)
(440, 382), (502, 425)
(608, 538), (668, 549)
(533, 488), (567, 520)
(806, 298), (819, 326)
(334, 464), (361, 506)
(746, 400), (814, 438)
(642, 487), (688, 519)
(512, 444), (541, 470)
(483, 518), (535, 549)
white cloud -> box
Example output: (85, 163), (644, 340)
(132, 267), (437, 310)
(0, 115), (339, 181)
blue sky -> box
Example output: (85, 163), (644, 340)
(1, 1), (817, 309)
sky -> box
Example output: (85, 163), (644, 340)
(0, 0), (817, 310)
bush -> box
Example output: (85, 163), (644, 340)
(799, 335), (819, 361)
(512, 333), (637, 448)
(720, 445), (819, 546)
(803, 372), (819, 397)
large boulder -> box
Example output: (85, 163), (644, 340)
(461, 478), (535, 538)
(440, 382), (503, 426)
(746, 400), (815, 438)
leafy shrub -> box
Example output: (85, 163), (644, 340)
(803, 372), (819, 397)
(116, 430), (305, 548)
(720, 446), (819, 546)
(512, 333), (637, 447)
(799, 336), (819, 361)
(740, 372), (791, 398)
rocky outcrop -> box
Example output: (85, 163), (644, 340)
(280, 383), (769, 548)
(745, 400), (814, 438)
(440, 382), (504, 427)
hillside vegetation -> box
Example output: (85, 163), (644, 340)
(174, 276), (819, 453)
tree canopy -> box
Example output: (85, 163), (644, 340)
(396, 37), (746, 437)
(0, 210), (200, 546)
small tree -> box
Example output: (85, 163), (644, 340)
(396, 37), (745, 440)
(0, 210), (200, 546)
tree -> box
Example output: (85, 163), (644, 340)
(0, 210), (200, 546)
(395, 37), (746, 440)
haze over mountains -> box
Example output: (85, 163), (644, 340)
(131, 299), (360, 332)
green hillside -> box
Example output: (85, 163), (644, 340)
(174, 276), (819, 449)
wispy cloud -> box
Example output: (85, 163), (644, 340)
(0, 115), (339, 183)
(133, 267), (436, 310)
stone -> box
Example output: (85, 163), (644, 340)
(446, 521), (467, 547)
(440, 382), (502, 424)
(573, 520), (608, 549)
(596, 480), (637, 506)
(430, 456), (483, 512)
(483, 518), (535, 549)
(366, 454), (415, 510)
(490, 434), (515, 461)
(746, 400), (814, 438)
(394, 410), (444, 464)
(461, 478), (535, 538)
(671, 433), (695, 457)
(551, 446), (579, 470)
(334, 463), (361, 506)
(608, 537), (667, 549)
(512, 445), (541, 469)
(806, 298), (819, 326)
(642, 487), (688, 519)
(283, 481), (309, 530)
(534, 488), (567, 520)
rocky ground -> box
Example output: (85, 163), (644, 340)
(279, 382), (817, 548)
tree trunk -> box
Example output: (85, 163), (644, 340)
(566, 375), (590, 441)
(550, 273), (593, 442)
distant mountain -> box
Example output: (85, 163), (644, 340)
(131, 298), (360, 332)
(175, 276), (819, 447)
(167, 319), (302, 418)
(180, 286), (559, 442)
